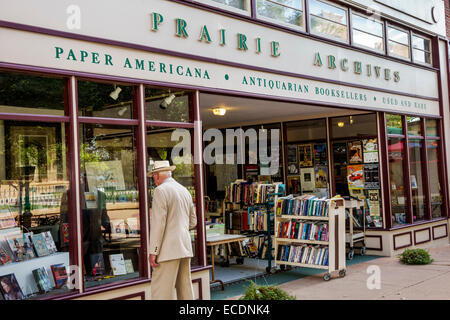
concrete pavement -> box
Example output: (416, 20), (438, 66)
(228, 244), (450, 300)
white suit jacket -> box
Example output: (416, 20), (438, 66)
(149, 177), (197, 262)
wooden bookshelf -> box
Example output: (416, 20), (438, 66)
(274, 197), (346, 281)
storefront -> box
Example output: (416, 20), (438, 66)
(0, 0), (449, 300)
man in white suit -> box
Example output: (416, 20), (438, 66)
(148, 161), (197, 300)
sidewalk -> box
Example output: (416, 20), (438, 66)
(224, 244), (450, 300)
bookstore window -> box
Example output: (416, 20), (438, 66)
(285, 119), (328, 197)
(145, 88), (191, 123)
(256, 0), (305, 29)
(387, 25), (411, 60)
(0, 71), (66, 116)
(309, 0), (348, 42)
(331, 114), (382, 228)
(79, 123), (141, 288)
(0, 120), (72, 300)
(146, 126), (199, 265)
(412, 34), (432, 65)
(351, 13), (384, 53)
(77, 80), (134, 119)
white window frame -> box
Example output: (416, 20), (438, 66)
(386, 23), (411, 62)
(255, 0), (306, 32)
(308, 0), (349, 44)
(350, 11), (385, 54)
(411, 32), (432, 66)
(197, 0), (251, 16)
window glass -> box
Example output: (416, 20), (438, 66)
(351, 14), (384, 51)
(0, 72), (65, 116)
(0, 121), (72, 299)
(407, 117), (422, 136)
(413, 49), (431, 64)
(388, 138), (407, 226)
(211, 0), (245, 10)
(145, 88), (190, 123)
(79, 124), (140, 288)
(352, 29), (384, 51)
(352, 14), (383, 37)
(412, 35), (432, 64)
(331, 114), (377, 139)
(426, 119), (438, 137)
(388, 27), (409, 45)
(257, 0), (304, 27)
(78, 81), (133, 119)
(388, 27), (410, 59)
(427, 141), (442, 219)
(286, 119), (326, 142)
(309, 0), (348, 41)
(386, 114), (403, 135)
(409, 140), (426, 222)
(146, 127), (198, 265)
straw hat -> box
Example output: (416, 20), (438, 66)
(147, 160), (176, 176)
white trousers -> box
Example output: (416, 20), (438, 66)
(151, 257), (194, 300)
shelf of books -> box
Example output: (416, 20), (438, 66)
(274, 194), (346, 281)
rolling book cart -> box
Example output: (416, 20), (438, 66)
(274, 195), (346, 281)
(344, 196), (366, 260)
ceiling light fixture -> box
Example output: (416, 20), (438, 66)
(337, 121), (345, 128)
(212, 107), (226, 116)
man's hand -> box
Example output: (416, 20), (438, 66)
(149, 254), (159, 268)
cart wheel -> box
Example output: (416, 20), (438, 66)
(280, 265), (286, 271)
(360, 246), (366, 256)
(323, 273), (331, 281)
(339, 269), (346, 278)
(347, 249), (354, 260)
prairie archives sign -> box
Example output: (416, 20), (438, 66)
(0, 27), (440, 116)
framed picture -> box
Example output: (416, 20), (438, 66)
(0, 273), (25, 300)
(347, 165), (364, 189)
(287, 145), (297, 163)
(287, 163), (299, 175)
(298, 144), (313, 167)
(314, 143), (328, 166)
(362, 138), (378, 163)
(348, 141), (363, 164)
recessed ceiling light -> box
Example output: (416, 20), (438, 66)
(212, 107), (226, 116)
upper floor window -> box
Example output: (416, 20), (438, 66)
(412, 34), (432, 65)
(203, 0), (250, 14)
(256, 0), (305, 29)
(211, 0), (245, 10)
(387, 25), (410, 60)
(309, 0), (348, 42)
(351, 13), (384, 53)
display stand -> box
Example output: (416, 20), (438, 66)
(274, 197), (346, 281)
(344, 196), (367, 260)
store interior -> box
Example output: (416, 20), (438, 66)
(199, 92), (382, 287)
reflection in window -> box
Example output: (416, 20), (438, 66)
(331, 114), (377, 139)
(388, 26), (410, 59)
(426, 119), (438, 137)
(407, 117), (422, 137)
(0, 71), (65, 116)
(427, 141), (442, 218)
(145, 88), (190, 122)
(412, 34), (431, 64)
(146, 127), (198, 265)
(386, 114), (403, 135)
(78, 81), (133, 119)
(388, 138), (407, 226)
(257, 0), (304, 28)
(409, 140), (426, 222)
(0, 121), (72, 299)
(79, 124), (140, 288)
(351, 13), (384, 52)
(309, 0), (348, 41)
(211, 0), (245, 10)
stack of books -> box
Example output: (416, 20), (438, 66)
(276, 195), (329, 217)
(276, 221), (329, 241)
(277, 244), (329, 266)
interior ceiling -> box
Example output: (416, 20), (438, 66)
(199, 93), (343, 128)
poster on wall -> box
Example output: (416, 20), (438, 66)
(314, 143), (328, 166)
(362, 138), (379, 163)
(348, 141), (363, 164)
(287, 176), (300, 195)
(347, 165), (364, 189)
(368, 190), (381, 217)
(364, 164), (380, 189)
(333, 142), (347, 165)
(300, 167), (315, 193)
(315, 166), (328, 189)
(298, 144), (313, 167)
(287, 163), (299, 175)
(287, 145), (297, 163)
(85, 160), (125, 192)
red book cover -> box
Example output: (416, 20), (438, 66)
(50, 264), (68, 289)
(290, 222), (296, 239)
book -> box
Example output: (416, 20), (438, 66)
(32, 267), (53, 293)
(348, 141), (363, 163)
(61, 223), (70, 245)
(298, 144), (313, 167)
(43, 231), (58, 254)
(0, 212), (16, 230)
(31, 233), (50, 257)
(22, 232), (36, 260)
(90, 253), (105, 276)
(6, 235), (26, 262)
(0, 273), (25, 300)
(0, 247), (13, 265)
(125, 259), (134, 274)
(50, 264), (68, 289)
(109, 253), (127, 276)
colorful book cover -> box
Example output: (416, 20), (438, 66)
(362, 138), (379, 163)
(90, 253), (105, 276)
(50, 264), (68, 289)
(314, 143), (328, 166)
(109, 253), (127, 276)
(61, 223), (70, 245)
(0, 273), (25, 300)
(125, 259), (134, 274)
(31, 233), (50, 257)
(298, 144), (313, 167)
(32, 267), (53, 293)
(348, 141), (363, 164)
(6, 235), (26, 262)
(0, 248), (13, 265)
(364, 164), (380, 189)
(22, 232), (36, 260)
(315, 166), (328, 189)
(43, 231), (58, 254)
(347, 165), (364, 189)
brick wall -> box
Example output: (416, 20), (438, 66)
(446, 0), (450, 38)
